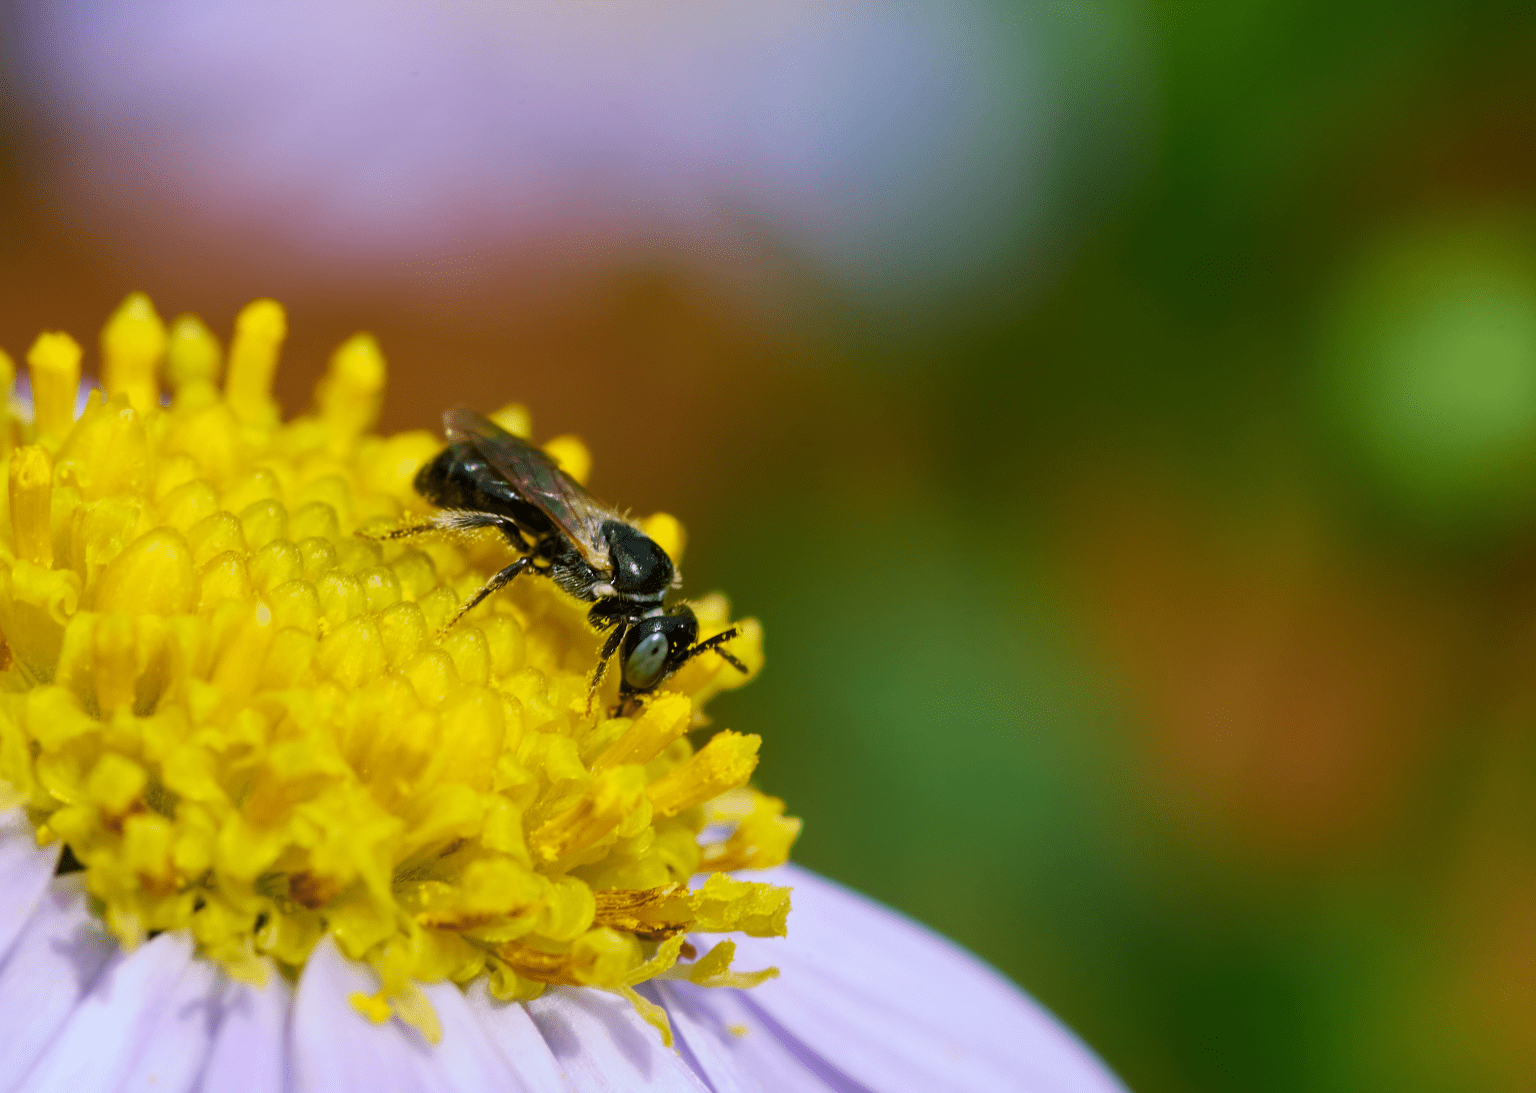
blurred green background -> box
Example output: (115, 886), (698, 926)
(8, 2), (1536, 1089)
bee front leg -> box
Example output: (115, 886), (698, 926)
(585, 624), (628, 716)
(611, 686), (649, 721)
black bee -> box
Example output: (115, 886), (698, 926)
(390, 409), (746, 709)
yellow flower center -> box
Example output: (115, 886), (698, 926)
(0, 294), (798, 1046)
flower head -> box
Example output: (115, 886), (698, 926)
(0, 293), (782, 1044)
(0, 294), (1124, 1092)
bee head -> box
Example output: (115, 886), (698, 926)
(620, 606), (699, 693)
(603, 521), (674, 598)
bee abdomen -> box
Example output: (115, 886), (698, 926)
(416, 444), (552, 535)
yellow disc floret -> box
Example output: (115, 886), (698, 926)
(0, 295), (789, 1046)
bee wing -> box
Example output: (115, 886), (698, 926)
(442, 409), (613, 570)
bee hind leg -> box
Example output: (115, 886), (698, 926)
(359, 518), (439, 542)
(364, 510), (532, 551)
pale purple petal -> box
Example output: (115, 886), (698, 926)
(289, 936), (436, 1093)
(14, 2), (1049, 301)
(0, 809), (63, 964)
(416, 980), (564, 1093)
(199, 968), (293, 1093)
(0, 831), (1121, 1093)
(524, 985), (710, 1092)
(648, 980), (854, 1093)
(117, 954), (227, 1092)
(461, 981), (573, 1093)
(714, 864), (1125, 1093)
(0, 874), (117, 1089)
(20, 930), (195, 1093)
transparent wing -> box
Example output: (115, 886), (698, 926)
(442, 409), (613, 570)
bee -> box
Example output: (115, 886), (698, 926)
(384, 409), (746, 710)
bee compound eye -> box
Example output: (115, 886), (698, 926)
(623, 629), (670, 691)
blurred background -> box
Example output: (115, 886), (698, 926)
(4, 1), (1536, 1089)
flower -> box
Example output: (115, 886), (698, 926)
(0, 294), (1123, 1091)
(0, 814), (1123, 1091)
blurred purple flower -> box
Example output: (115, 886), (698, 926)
(8, 1), (1063, 305)
(0, 809), (1123, 1091)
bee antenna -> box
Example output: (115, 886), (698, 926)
(678, 627), (747, 675)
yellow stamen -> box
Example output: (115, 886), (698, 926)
(699, 790), (802, 872)
(26, 332), (81, 442)
(101, 292), (166, 414)
(672, 939), (779, 989)
(647, 730), (761, 818)
(224, 299), (286, 425)
(528, 766), (648, 864)
(684, 873), (792, 935)
(0, 348), (15, 457)
(598, 874), (791, 940)
(619, 985), (675, 1046)
(541, 435), (591, 486)
(316, 333), (385, 447)
(593, 693), (691, 770)
(91, 613), (140, 714)
(166, 314), (222, 395)
(9, 445), (53, 567)
(349, 991), (393, 1025)
(640, 512), (686, 565)
(92, 529), (197, 616)
(491, 402), (533, 438)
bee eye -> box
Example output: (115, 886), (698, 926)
(623, 630), (670, 691)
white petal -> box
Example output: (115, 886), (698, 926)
(198, 967), (293, 1093)
(0, 809), (62, 965)
(19, 930), (195, 1093)
(416, 980), (565, 1093)
(295, 939), (601, 1093)
(717, 864), (1125, 1093)
(290, 936), (438, 1093)
(117, 954), (227, 1092)
(524, 986), (710, 1092)
(0, 874), (116, 1090)
(460, 981), (572, 1093)
(648, 981), (847, 1093)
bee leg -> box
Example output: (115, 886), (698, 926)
(431, 509), (534, 550)
(675, 627), (747, 674)
(439, 556), (532, 634)
(365, 510), (532, 551)
(585, 625), (628, 716)
(611, 695), (643, 720)
(361, 518), (440, 542)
